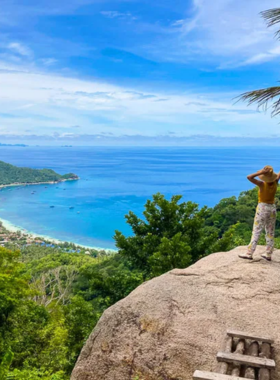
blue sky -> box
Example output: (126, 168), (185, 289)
(1, 0), (280, 145)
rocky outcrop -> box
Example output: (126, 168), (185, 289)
(71, 246), (280, 380)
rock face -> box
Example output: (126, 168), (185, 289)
(71, 246), (280, 380)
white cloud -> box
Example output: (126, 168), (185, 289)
(186, 0), (275, 55)
(142, 0), (280, 67)
(8, 42), (33, 57)
(172, 20), (185, 27)
(41, 58), (58, 66)
(0, 62), (277, 138)
(239, 46), (280, 66)
(2, 0), (279, 69)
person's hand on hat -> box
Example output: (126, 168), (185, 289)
(257, 167), (269, 175)
(248, 166), (278, 185)
(262, 166), (272, 175)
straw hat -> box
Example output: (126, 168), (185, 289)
(259, 165), (278, 183)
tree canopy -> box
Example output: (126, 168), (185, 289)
(114, 193), (216, 276)
(0, 161), (78, 186)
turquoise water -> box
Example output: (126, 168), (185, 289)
(0, 146), (279, 249)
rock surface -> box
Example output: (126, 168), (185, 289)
(71, 246), (280, 380)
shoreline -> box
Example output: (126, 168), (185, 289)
(0, 177), (117, 252)
(0, 217), (117, 253)
(0, 178), (79, 189)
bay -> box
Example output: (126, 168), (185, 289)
(0, 146), (278, 249)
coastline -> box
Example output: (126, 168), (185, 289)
(0, 217), (117, 253)
(0, 178), (79, 189)
(0, 176), (118, 252)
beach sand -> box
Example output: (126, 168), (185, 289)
(0, 217), (117, 252)
(0, 178), (79, 189)
(0, 177), (117, 252)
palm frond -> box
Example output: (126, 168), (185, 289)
(261, 8), (280, 27)
(237, 86), (280, 117)
(261, 8), (280, 39)
(238, 8), (280, 118)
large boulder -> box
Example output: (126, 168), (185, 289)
(71, 246), (280, 380)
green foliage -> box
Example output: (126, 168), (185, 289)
(114, 193), (217, 277)
(0, 244), (141, 378)
(205, 190), (258, 235)
(0, 349), (14, 378)
(0, 248), (30, 354)
(3, 187), (280, 378)
(206, 187), (280, 243)
(76, 254), (144, 309)
(7, 368), (66, 379)
(0, 160), (78, 185)
(63, 296), (98, 369)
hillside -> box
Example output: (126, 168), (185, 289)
(2, 187), (280, 378)
(0, 160), (79, 186)
(72, 246), (280, 380)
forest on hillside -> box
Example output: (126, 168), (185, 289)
(1, 187), (280, 379)
(0, 161), (78, 186)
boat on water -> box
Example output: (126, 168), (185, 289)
(69, 206), (75, 209)
(50, 206), (55, 208)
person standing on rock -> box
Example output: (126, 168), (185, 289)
(239, 166), (280, 262)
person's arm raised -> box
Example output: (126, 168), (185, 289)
(247, 168), (267, 187)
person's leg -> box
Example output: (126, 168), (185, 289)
(240, 204), (265, 259)
(263, 206), (276, 261)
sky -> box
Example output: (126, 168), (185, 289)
(1, 0), (280, 146)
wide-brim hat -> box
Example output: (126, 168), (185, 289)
(259, 166), (278, 183)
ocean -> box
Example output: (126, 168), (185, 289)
(0, 146), (279, 249)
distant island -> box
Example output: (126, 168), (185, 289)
(0, 160), (79, 187)
(0, 143), (28, 147)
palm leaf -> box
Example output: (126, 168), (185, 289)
(238, 8), (280, 116)
(261, 8), (280, 26)
(238, 86), (280, 117)
(261, 8), (280, 38)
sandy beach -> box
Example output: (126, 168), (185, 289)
(0, 178), (79, 189)
(0, 217), (117, 252)
(0, 176), (117, 252)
